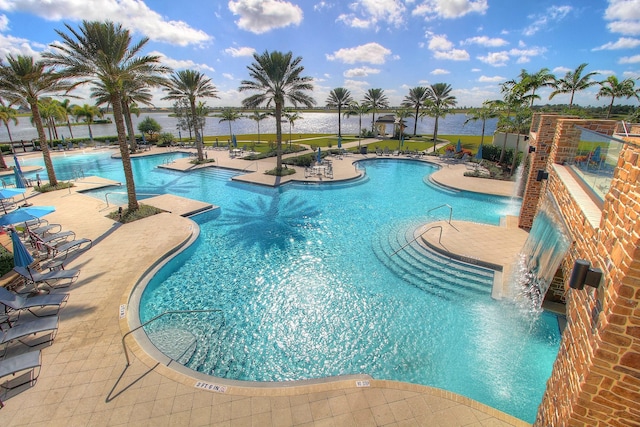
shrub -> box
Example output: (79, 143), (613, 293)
(106, 204), (165, 224)
(0, 243), (13, 277)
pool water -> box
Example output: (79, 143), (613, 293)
(19, 151), (560, 422)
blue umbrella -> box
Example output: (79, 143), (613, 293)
(10, 229), (34, 267)
(456, 139), (462, 153)
(476, 144), (483, 160)
(0, 188), (28, 213)
(232, 134), (237, 148)
(317, 146), (322, 164)
(13, 155), (28, 188)
(0, 205), (55, 226)
(142, 133), (147, 143)
(337, 137), (342, 149)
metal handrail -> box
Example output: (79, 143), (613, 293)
(427, 204), (453, 224)
(121, 309), (223, 367)
(241, 162), (258, 172)
(391, 225), (443, 257)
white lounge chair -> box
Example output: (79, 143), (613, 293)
(13, 266), (80, 290)
(0, 287), (68, 320)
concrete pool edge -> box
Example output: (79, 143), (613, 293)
(120, 214), (530, 427)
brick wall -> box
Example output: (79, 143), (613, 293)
(532, 119), (640, 426)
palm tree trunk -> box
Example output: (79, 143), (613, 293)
(337, 105), (342, 137)
(31, 102), (57, 186)
(432, 115), (440, 153)
(510, 137), (520, 176)
(190, 99), (203, 161)
(499, 131), (509, 164)
(275, 102), (283, 171)
(123, 101), (137, 152)
(607, 97), (615, 119)
(87, 122), (93, 140)
(111, 93), (138, 211)
(413, 106), (419, 136)
(67, 121), (74, 139)
(4, 123), (13, 143)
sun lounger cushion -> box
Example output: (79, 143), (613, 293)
(1, 316), (59, 346)
(0, 287), (68, 315)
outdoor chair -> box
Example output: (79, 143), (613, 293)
(0, 287), (68, 321)
(13, 266), (80, 291)
(0, 350), (42, 408)
(1, 316), (59, 356)
(43, 238), (92, 260)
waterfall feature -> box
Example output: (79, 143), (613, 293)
(516, 194), (571, 309)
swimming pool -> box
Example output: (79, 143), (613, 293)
(19, 151), (559, 422)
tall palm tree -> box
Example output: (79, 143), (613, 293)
(44, 20), (170, 211)
(493, 80), (527, 163)
(518, 68), (555, 107)
(215, 107), (242, 143)
(239, 50), (315, 173)
(0, 55), (71, 186)
(72, 104), (102, 140)
(344, 101), (370, 147)
(37, 97), (66, 141)
(59, 98), (75, 139)
(549, 63), (599, 108)
(326, 87), (352, 138)
(163, 70), (218, 161)
(424, 83), (457, 152)
(283, 109), (302, 148)
(402, 86), (429, 136)
(0, 101), (18, 143)
(464, 101), (500, 153)
(596, 76), (640, 118)
(363, 88), (389, 135)
(248, 110), (270, 144)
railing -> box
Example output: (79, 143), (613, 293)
(427, 204), (453, 224)
(391, 225), (443, 257)
(242, 162), (258, 172)
(121, 309), (223, 367)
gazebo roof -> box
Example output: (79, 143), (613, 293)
(375, 114), (397, 124)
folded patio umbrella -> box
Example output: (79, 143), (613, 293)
(10, 229), (34, 267)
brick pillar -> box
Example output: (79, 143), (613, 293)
(534, 139), (640, 426)
(518, 114), (559, 230)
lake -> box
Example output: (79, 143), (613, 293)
(2, 112), (498, 142)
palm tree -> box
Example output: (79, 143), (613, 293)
(344, 101), (370, 147)
(424, 83), (457, 152)
(402, 86), (429, 136)
(72, 104), (102, 140)
(239, 50), (315, 173)
(393, 108), (411, 143)
(215, 107), (242, 143)
(549, 63), (599, 108)
(363, 88), (389, 135)
(248, 110), (270, 144)
(518, 68), (555, 107)
(0, 55), (71, 186)
(0, 101), (18, 143)
(163, 70), (218, 161)
(464, 102), (500, 155)
(596, 76), (640, 119)
(44, 20), (170, 211)
(59, 98), (76, 139)
(493, 80), (527, 164)
(283, 109), (302, 148)
(38, 98), (66, 141)
(326, 87), (352, 138)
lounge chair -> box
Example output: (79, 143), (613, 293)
(44, 238), (92, 260)
(28, 224), (62, 237)
(0, 287), (68, 320)
(13, 266), (80, 290)
(1, 316), (59, 356)
(37, 230), (75, 245)
(0, 350), (42, 407)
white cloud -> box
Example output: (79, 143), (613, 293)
(0, 32), (41, 58)
(313, 2), (333, 11)
(224, 46), (256, 57)
(478, 75), (505, 83)
(433, 49), (470, 61)
(326, 42), (392, 64)
(413, 0), (487, 20)
(461, 36), (509, 47)
(594, 69), (616, 75)
(471, 68), (481, 72)
(0, 0), (211, 46)
(343, 66), (381, 77)
(593, 37), (640, 50)
(619, 54), (640, 63)
(605, 0), (640, 35)
(228, 0), (303, 34)
(343, 79), (370, 92)
(477, 51), (509, 66)
(428, 34), (453, 51)
(222, 73), (234, 80)
(622, 70), (640, 79)
(509, 46), (546, 63)
(337, 0), (406, 30)
(523, 5), (573, 36)
(553, 66), (571, 74)
(431, 68), (450, 75)
(0, 14), (8, 31)
(149, 51), (215, 73)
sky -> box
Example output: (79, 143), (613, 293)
(0, 0), (638, 109)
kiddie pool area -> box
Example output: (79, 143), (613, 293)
(18, 151), (560, 423)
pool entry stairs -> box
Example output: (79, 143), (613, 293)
(373, 220), (495, 301)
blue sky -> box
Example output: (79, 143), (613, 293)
(0, 0), (638, 109)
